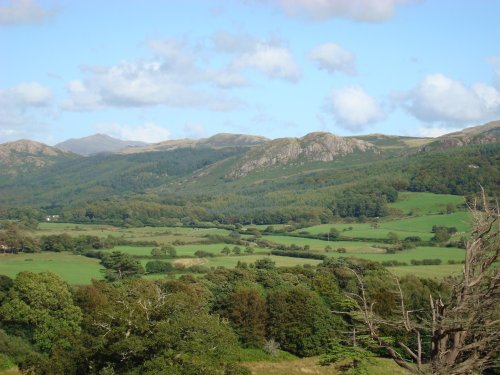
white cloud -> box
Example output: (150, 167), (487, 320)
(61, 59), (241, 112)
(183, 123), (207, 138)
(232, 42), (300, 81)
(308, 43), (356, 75)
(260, 0), (415, 22)
(1, 81), (52, 106)
(326, 86), (385, 131)
(94, 122), (171, 143)
(402, 74), (500, 124)
(0, 0), (56, 26)
(0, 82), (53, 142)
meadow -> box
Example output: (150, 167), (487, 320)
(2, 192), (471, 284)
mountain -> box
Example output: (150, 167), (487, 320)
(55, 134), (149, 156)
(421, 121), (500, 152)
(225, 132), (377, 179)
(119, 133), (268, 154)
(0, 140), (78, 176)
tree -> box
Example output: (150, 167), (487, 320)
(267, 285), (344, 356)
(346, 190), (499, 374)
(100, 251), (144, 281)
(145, 260), (173, 274)
(0, 272), (82, 353)
(228, 287), (267, 348)
(221, 246), (231, 255)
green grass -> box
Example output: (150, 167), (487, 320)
(206, 254), (322, 268)
(388, 192), (464, 215)
(245, 356), (410, 375)
(293, 212), (470, 241)
(327, 246), (464, 263)
(0, 252), (103, 284)
(263, 236), (383, 253)
(390, 264), (463, 279)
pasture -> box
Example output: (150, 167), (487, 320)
(0, 252), (103, 284)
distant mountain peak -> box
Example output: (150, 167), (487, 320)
(55, 134), (149, 156)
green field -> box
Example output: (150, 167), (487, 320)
(0, 252), (103, 284)
(328, 246), (464, 263)
(263, 236), (383, 253)
(293, 211), (470, 241)
(388, 192), (464, 215)
(391, 264), (463, 279)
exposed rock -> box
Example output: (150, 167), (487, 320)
(226, 132), (377, 179)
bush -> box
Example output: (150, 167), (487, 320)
(194, 250), (214, 258)
(145, 260), (173, 274)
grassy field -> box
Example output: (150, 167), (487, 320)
(245, 356), (410, 375)
(3, 192), (471, 282)
(388, 192), (464, 215)
(390, 264), (463, 278)
(328, 246), (464, 263)
(0, 252), (103, 284)
(293, 211), (470, 241)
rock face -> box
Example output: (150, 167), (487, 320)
(120, 133), (269, 154)
(421, 121), (500, 152)
(226, 132), (377, 178)
(0, 140), (76, 174)
(56, 134), (148, 156)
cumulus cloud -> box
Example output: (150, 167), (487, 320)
(259, 0), (415, 22)
(308, 43), (356, 75)
(401, 74), (500, 124)
(325, 86), (385, 131)
(231, 41), (301, 81)
(94, 122), (171, 143)
(1, 81), (52, 107)
(61, 59), (241, 112)
(0, 0), (57, 26)
(0, 82), (53, 142)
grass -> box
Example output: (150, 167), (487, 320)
(263, 236), (384, 254)
(0, 252), (103, 284)
(206, 254), (322, 268)
(293, 212), (470, 241)
(388, 192), (464, 215)
(390, 264), (463, 279)
(327, 246), (464, 263)
(245, 356), (410, 375)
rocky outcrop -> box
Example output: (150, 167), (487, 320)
(0, 140), (76, 174)
(421, 121), (500, 152)
(226, 132), (377, 178)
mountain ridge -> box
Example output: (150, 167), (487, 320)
(55, 134), (149, 156)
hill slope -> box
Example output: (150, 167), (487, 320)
(225, 132), (377, 178)
(0, 140), (78, 176)
(120, 133), (269, 154)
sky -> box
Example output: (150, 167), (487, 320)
(1, 0), (500, 145)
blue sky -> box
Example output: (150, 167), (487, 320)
(1, 0), (499, 144)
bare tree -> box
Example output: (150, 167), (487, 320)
(347, 190), (499, 374)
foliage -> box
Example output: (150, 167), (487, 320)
(100, 251), (144, 280)
(0, 272), (82, 353)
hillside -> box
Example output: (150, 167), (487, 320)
(0, 140), (78, 176)
(55, 134), (149, 155)
(421, 120), (500, 151)
(0, 121), (498, 225)
(225, 132), (377, 179)
(119, 133), (268, 154)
